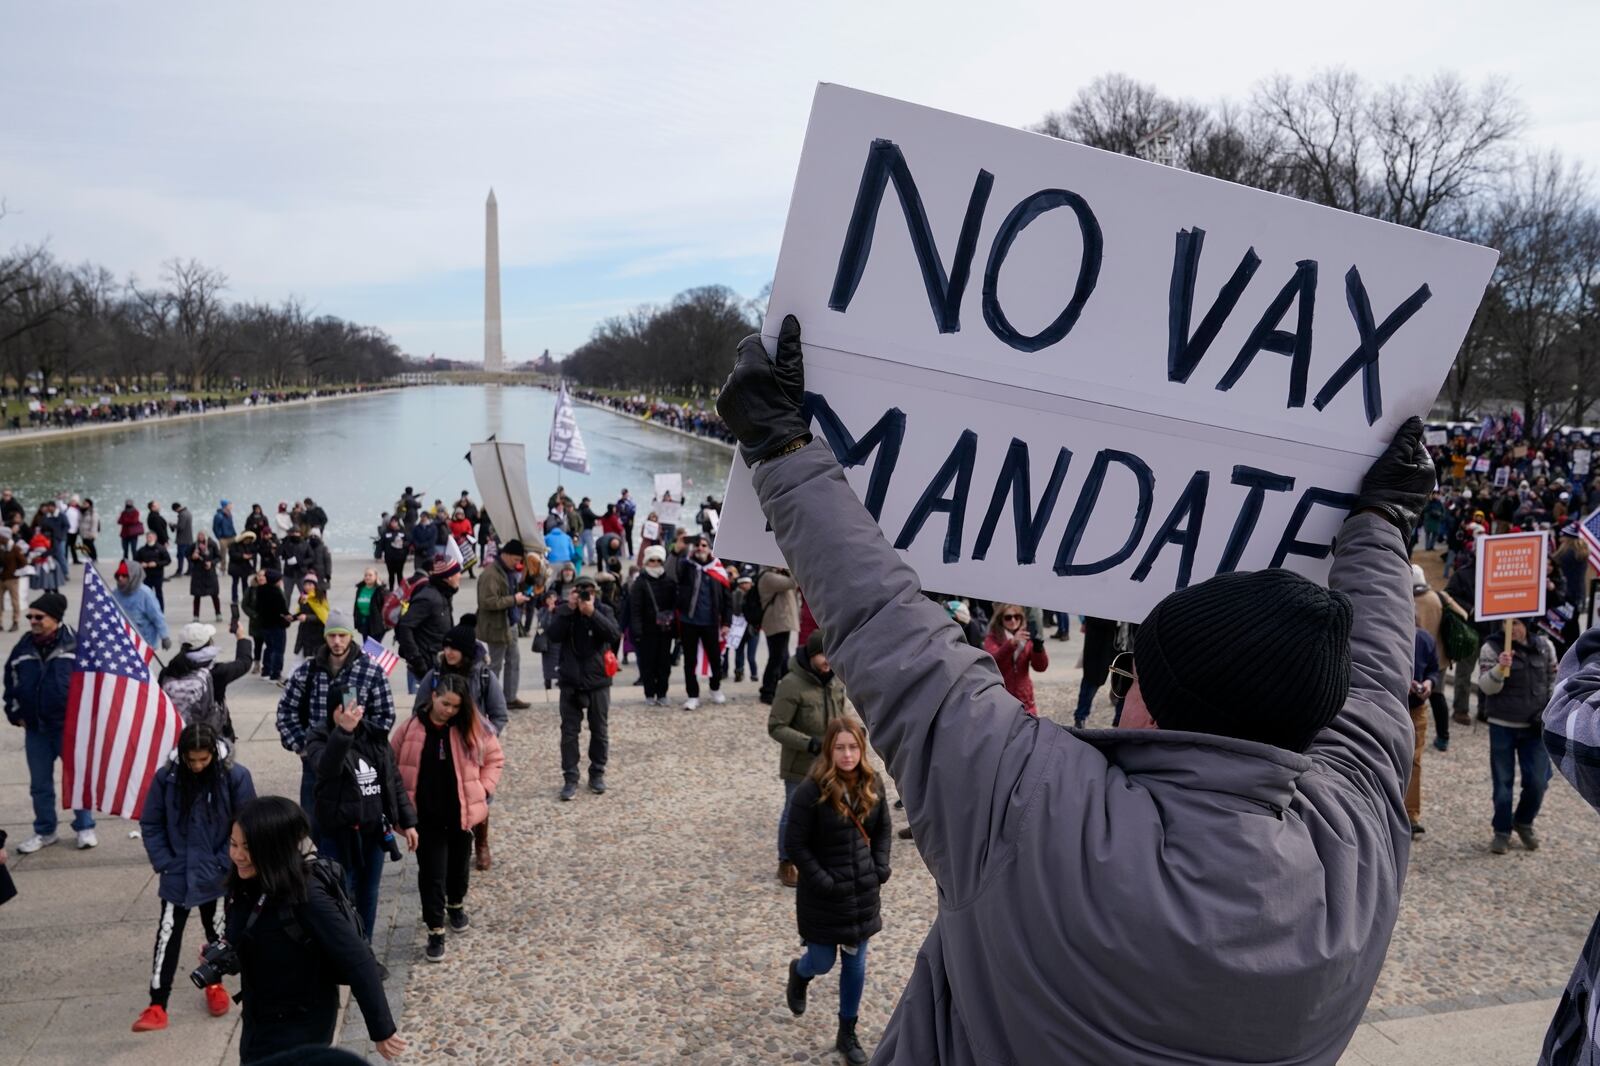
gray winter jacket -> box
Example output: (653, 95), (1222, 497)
(751, 440), (1414, 1066)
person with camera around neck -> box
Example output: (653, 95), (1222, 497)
(392, 672), (504, 963)
(225, 795), (403, 1062)
(132, 722), (256, 1034)
(304, 683), (418, 944)
(548, 572), (621, 801)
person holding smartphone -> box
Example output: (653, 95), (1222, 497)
(982, 603), (1049, 717)
(304, 689), (418, 943)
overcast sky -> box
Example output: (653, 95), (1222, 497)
(3, 1), (1596, 363)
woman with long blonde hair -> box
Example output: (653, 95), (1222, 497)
(984, 602), (1048, 716)
(783, 716), (891, 1065)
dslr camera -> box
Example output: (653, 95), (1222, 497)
(577, 585), (593, 602)
(191, 939), (240, 988)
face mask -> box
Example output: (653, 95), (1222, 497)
(644, 564), (664, 578)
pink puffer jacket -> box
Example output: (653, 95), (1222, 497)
(391, 716), (504, 831)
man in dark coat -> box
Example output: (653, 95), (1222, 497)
(675, 534), (732, 709)
(395, 558), (461, 687)
(171, 502), (194, 577)
(548, 573), (620, 801)
(4, 591), (96, 852)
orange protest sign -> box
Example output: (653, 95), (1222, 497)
(1473, 531), (1548, 622)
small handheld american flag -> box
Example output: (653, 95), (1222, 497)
(62, 566), (184, 819)
(363, 636), (400, 677)
(1578, 506), (1600, 578)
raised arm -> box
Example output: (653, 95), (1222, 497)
(1306, 416), (1434, 804)
(732, 320), (1053, 906)
(1544, 627), (1600, 812)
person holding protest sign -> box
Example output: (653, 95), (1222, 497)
(718, 316), (1433, 1065)
(1476, 616), (1559, 854)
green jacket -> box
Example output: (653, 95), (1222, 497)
(476, 559), (520, 645)
(767, 656), (848, 781)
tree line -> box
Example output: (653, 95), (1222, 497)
(565, 70), (1599, 427)
(0, 227), (406, 394)
(1033, 70), (1598, 426)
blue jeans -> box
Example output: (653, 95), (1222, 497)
(795, 940), (869, 1020)
(1074, 682), (1100, 725)
(1490, 724), (1550, 834)
(778, 778), (801, 862)
(739, 632), (759, 676)
(24, 728), (95, 838)
(321, 829), (387, 943)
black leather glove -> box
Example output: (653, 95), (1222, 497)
(716, 314), (811, 464)
(807, 736), (822, 755)
(1355, 415), (1436, 538)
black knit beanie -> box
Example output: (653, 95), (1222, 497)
(1133, 568), (1352, 753)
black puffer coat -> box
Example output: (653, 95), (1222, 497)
(784, 775), (892, 946)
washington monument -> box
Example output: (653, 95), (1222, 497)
(484, 187), (504, 372)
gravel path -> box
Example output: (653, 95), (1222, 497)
(392, 631), (1594, 1063)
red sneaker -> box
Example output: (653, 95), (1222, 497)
(204, 984), (230, 1017)
(132, 1004), (169, 1032)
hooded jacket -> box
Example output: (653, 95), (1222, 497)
(391, 712), (505, 832)
(139, 739), (256, 908)
(751, 439), (1415, 1066)
(412, 642), (510, 735)
(1541, 628), (1600, 1062)
(395, 578), (455, 678)
(304, 715), (417, 838)
(111, 564), (168, 647)
(768, 654), (849, 781)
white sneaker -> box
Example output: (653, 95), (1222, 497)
(76, 828), (99, 849)
(684, 697), (700, 710)
(711, 691), (727, 705)
(17, 833), (58, 854)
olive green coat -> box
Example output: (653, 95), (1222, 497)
(767, 657), (848, 782)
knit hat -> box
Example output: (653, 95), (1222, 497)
(324, 610), (355, 637)
(115, 560), (130, 578)
(33, 592), (67, 621)
(642, 545), (666, 566)
(500, 538), (525, 558)
(442, 621), (476, 656)
(1133, 569), (1352, 753)
(431, 558), (462, 579)
(180, 621), (216, 648)
(574, 573), (599, 589)
(805, 629), (826, 659)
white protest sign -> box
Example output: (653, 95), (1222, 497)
(716, 85), (1499, 621)
(1493, 466), (1511, 489)
(1475, 456), (1493, 474)
(653, 472), (683, 527)
(1575, 449), (1591, 476)
(1424, 429), (1448, 447)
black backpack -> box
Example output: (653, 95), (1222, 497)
(277, 855), (365, 976)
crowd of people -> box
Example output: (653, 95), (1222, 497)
(9, 389), (1600, 1061)
(567, 386), (737, 444)
(0, 384), (391, 433)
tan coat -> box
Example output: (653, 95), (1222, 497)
(757, 570), (799, 635)
(1413, 586), (1467, 668)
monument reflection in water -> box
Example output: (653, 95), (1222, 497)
(0, 386), (732, 555)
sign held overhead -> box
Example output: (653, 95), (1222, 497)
(716, 85), (1499, 621)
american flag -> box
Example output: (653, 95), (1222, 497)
(1578, 506), (1600, 577)
(363, 636), (400, 677)
(62, 566), (183, 820)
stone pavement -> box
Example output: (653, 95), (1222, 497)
(0, 558), (1583, 1064)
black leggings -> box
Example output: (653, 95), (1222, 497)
(149, 898), (221, 1007)
(193, 595), (221, 618)
(386, 559), (406, 589)
(638, 630), (673, 699)
(416, 824), (473, 930)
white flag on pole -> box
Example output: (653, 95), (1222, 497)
(549, 383), (590, 475)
